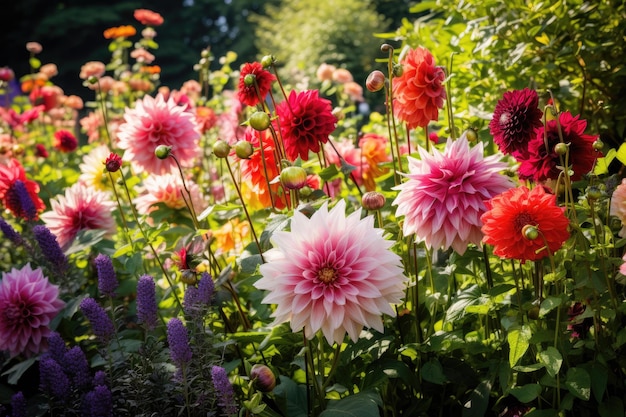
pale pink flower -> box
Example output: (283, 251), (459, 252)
(316, 63), (336, 82)
(40, 183), (116, 250)
(393, 134), (513, 254)
(610, 178), (626, 237)
(343, 81), (364, 102)
(134, 173), (206, 216)
(39, 63), (58, 79)
(79, 61), (106, 80)
(255, 200), (407, 345)
(130, 48), (155, 64)
(332, 68), (353, 84)
(0, 263), (65, 357)
(80, 111), (103, 143)
(117, 94), (201, 174)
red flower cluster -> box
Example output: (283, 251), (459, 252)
(392, 46), (446, 130)
(481, 186), (570, 262)
(237, 62), (276, 107)
(0, 158), (45, 219)
(133, 9), (164, 26)
(275, 90), (336, 161)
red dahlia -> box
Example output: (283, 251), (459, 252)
(53, 130), (78, 153)
(489, 88), (543, 156)
(275, 89), (336, 161)
(516, 112), (598, 182)
(481, 186), (569, 262)
(237, 62), (276, 107)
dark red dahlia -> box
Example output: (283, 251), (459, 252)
(275, 89), (337, 161)
(53, 130), (78, 153)
(516, 112), (598, 182)
(489, 88), (543, 156)
(237, 62), (276, 107)
(104, 152), (122, 172)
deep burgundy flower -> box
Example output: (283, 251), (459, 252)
(275, 89), (337, 161)
(489, 88), (543, 155)
(237, 62), (276, 107)
(104, 152), (122, 172)
(567, 302), (593, 339)
(53, 130), (78, 153)
(35, 143), (49, 158)
(516, 112), (598, 182)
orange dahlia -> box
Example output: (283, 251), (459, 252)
(481, 186), (570, 262)
(103, 25), (137, 40)
(393, 46), (446, 130)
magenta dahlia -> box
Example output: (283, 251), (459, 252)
(117, 94), (201, 175)
(489, 88), (543, 156)
(274, 89), (336, 161)
(255, 200), (407, 345)
(393, 134), (513, 254)
(0, 263), (65, 357)
(516, 112), (598, 182)
(40, 183), (116, 250)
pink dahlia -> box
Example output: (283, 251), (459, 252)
(516, 112), (598, 182)
(134, 173), (206, 216)
(393, 46), (446, 130)
(40, 183), (116, 250)
(255, 200), (407, 345)
(0, 263), (65, 357)
(237, 62), (276, 107)
(117, 94), (201, 175)
(610, 178), (626, 237)
(489, 88), (544, 156)
(393, 134), (513, 254)
(275, 89), (336, 161)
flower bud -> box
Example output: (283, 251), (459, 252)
(554, 142), (568, 156)
(592, 139), (604, 151)
(392, 64), (404, 77)
(104, 153), (123, 172)
(244, 73), (256, 86)
(280, 166), (307, 190)
(0, 67), (15, 82)
(250, 364), (276, 392)
(261, 55), (275, 69)
(154, 145), (172, 159)
(88, 75), (99, 85)
(586, 186), (602, 200)
(234, 140), (254, 159)
(212, 140), (231, 158)
(380, 44), (393, 53)
(366, 70), (385, 92)
(249, 111), (271, 131)
(522, 225), (539, 240)
(362, 191), (385, 211)
(464, 128), (478, 143)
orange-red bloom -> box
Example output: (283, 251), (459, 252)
(0, 158), (45, 219)
(134, 9), (164, 26)
(140, 65), (161, 75)
(481, 186), (570, 262)
(393, 46), (446, 130)
(103, 25), (137, 39)
(237, 62), (276, 107)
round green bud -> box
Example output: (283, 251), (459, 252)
(234, 140), (254, 159)
(554, 142), (568, 156)
(592, 139), (604, 151)
(280, 166), (307, 190)
(586, 186), (602, 200)
(244, 73), (256, 86)
(212, 140), (231, 158)
(88, 75), (98, 85)
(522, 225), (539, 240)
(249, 111), (271, 131)
(464, 128), (478, 143)
(392, 64), (404, 77)
(299, 185), (313, 198)
(154, 145), (172, 159)
(261, 55), (275, 69)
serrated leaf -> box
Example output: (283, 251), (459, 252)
(508, 325), (531, 367)
(538, 347), (562, 377)
(510, 383), (542, 403)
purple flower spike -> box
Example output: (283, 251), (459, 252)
(136, 275), (158, 330)
(211, 366), (238, 415)
(166, 318), (192, 366)
(32, 225), (68, 273)
(94, 254), (118, 297)
(80, 297), (115, 343)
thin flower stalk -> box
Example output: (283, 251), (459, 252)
(383, 44), (402, 181)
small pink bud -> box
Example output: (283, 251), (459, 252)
(280, 166), (307, 190)
(250, 364), (276, 392)
(366, 70), (385, 92)
(361, 191), (385, 211)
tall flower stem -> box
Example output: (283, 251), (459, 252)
(107, 171), (133, 245)
(383, 44), (403, 180)
(223, 158), (264, 262)
(169, 153), (200, 229)
(96, 79), (113, 148)
(445, 53), (456, 140)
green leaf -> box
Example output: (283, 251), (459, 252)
(565, 367), (591, 400)
(421, 359), (446, 385)
(273, 376), (308, 417)
(510, 383), (542, 403)
(539, 296), (562, 317)
(240, 254), (263, 274)
(599, 397), (624, 417)
(594, 148), (616, 175)
(318, 164), (339, 181)
(616, 142), (626, 166)
(538, 347), (562, 378)
(507, 325), (531, 367)
(591, 363), (608, 403)
(1, 357), (37, 385)
(462, 379), (491, 417)
(319, 391), (382, 417)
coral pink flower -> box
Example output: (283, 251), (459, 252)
(316, 63), (336, 82)
(117, 94), (201, 175)
(41, 183), (116, 250)
(481, 186), (570, 262)
(255, 200), (407, 345)
(610, 178), (626, 237)
(134, 9), (164, 26)
(516, 112), (598, 182)
(237, 62), (276, 107)
(0, 263), (65, 357)
(0, 158), (45, 219)
(275, 90), (336, 161)
(489, 88), (543, 156)
(79, 61), (106, 80)
(393, 46), (446, 130)
(134, 173), (206, 216)
(393, 134), (513, 254)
